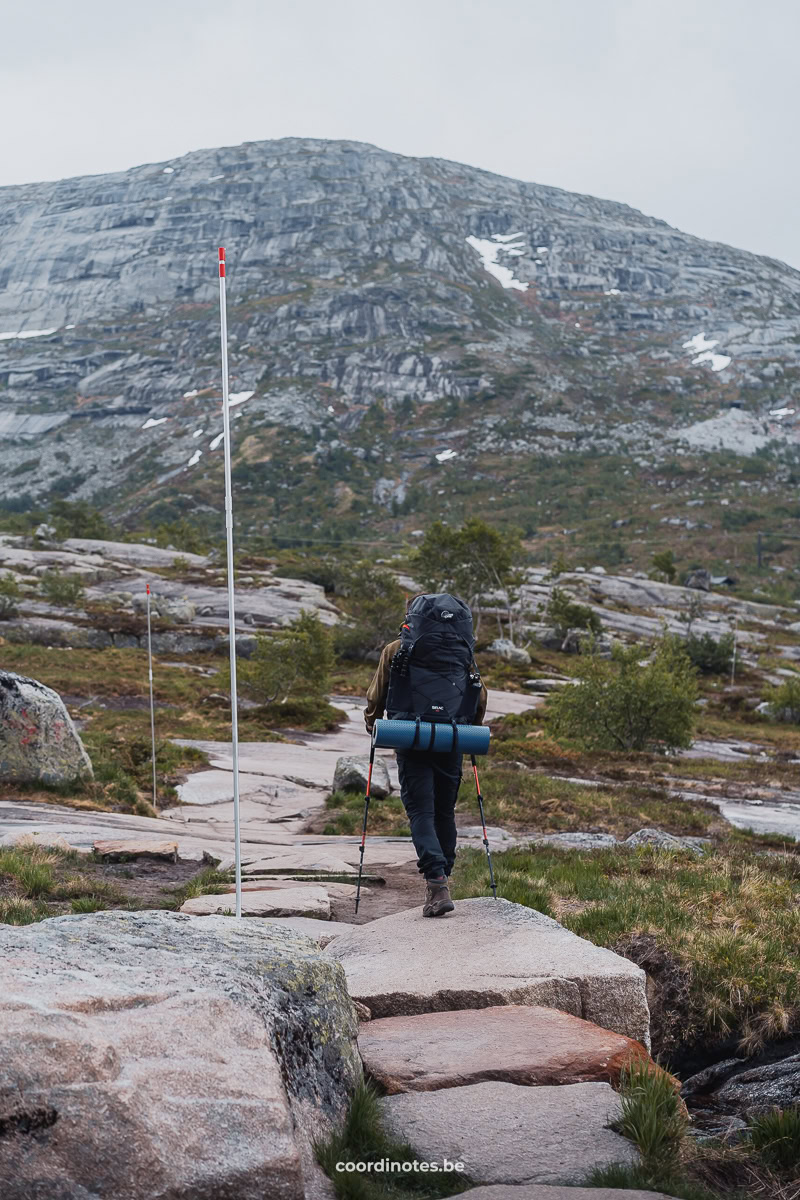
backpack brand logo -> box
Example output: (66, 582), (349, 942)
(441, 610), (454, 619)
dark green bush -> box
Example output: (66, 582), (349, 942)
(684, 631), (734, 675)
(547, 635), (697, 752)
(224, 610), (334, 707)
(765, 676), (800, 724)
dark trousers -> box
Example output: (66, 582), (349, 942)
(396, 748), (462, 880)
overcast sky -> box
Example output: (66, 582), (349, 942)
(5, 0), (799, 268)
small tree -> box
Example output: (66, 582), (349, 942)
(0, 571), (21, 619)
(544, 586), (602, 640)
(414, 517), (523, 639)
(39, 569), (86, 608)
(548, 635), (697, 752)
(650, 550), (677, 583)
(765, 677), (800, 724)
(228, 611), (333, 706)
(333, 562), (406, 659)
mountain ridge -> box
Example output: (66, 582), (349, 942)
(0, 136), (798, 584)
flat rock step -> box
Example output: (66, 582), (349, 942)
(92, 838), (178, 861)
(358, 1004), (661, 1093)
(180, 886), (331, 919)
(325, 898), (650, 1047)
(380, 1080), (639, 1187)
(460, 1187), (671, 1199)
(220, 880), (368, 901)
(261, 917), (355, 946)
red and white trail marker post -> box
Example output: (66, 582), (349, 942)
(218, 247), (243, 918)
(146, 583), (157, 808)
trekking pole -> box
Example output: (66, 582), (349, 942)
(218, 246), (242, 920)
(145, 583), (157, 809)
(355, 740), (376, 914)
(471, 754), (497, 899)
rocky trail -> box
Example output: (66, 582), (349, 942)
(1, 682), (681, 1195)
(3, 541), (800, 1196)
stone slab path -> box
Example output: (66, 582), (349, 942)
(325, 898), (650, 1046)
(380, 1080), (640, 1186)
(357, 1004), (654, 1093)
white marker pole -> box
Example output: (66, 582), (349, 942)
(218, 246), (242, 919)
(146, 583), (157, 808)
(730, 616), (738, 686)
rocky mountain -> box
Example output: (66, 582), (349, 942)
(1, 137), (798, 568)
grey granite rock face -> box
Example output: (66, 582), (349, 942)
(0, 137), (798, 519)
(0, 670), (93, 784)
(0, 910), (361, 1200)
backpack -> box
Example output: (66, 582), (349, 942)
(385, 593), (482, 725)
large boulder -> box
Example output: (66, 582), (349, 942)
(685, 568), (711, 591)
(0, 910), (361, 1200)
(380, 1080), (639, 1186)
(488, 638), (532, 666)
(0, 670), (93, 785)
(358, 1004), (665, 1094)
(332, 754), (391, 798)
(714, 1052), (800, 1115)
(325, 898), (651, 1047)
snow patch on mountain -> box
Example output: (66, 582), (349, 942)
(465, 234), (528, 291)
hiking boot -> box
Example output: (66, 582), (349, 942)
(423, 878), (454, 918)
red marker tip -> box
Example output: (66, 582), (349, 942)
(218, 247), (225, 260)
(146, 583), (150, 594)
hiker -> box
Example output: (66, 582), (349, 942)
(365, 593), (487, 917)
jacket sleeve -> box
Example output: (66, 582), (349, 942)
(475, 669), (488, 725)
(364, 641), (399, 732)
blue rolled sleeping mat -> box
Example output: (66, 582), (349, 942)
(372, 718), (490, 755)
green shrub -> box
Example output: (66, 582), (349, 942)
(547, 635), (697, 752)
(0, 571), (21, 618)
(227, 610), (334, 707)
(684, 631), (734, 675)
(747, 1105), (800, 1171)
(650, 549), (676, 583)
(545, 586), (602, 640)
(765, 676), (800, 724)
(38, 569), (86, 608)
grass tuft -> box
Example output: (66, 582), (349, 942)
(747, 1106), (800, 1172)
(613, 1058), (688, 1165)
(323, 790), (410, 838)
(71, 897), (106, 913)
(585, 1162), (724, 1200)
(0, 897), (46, 925)
(315, 1081), (470, 1199)
(163, 866), (234, 909)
